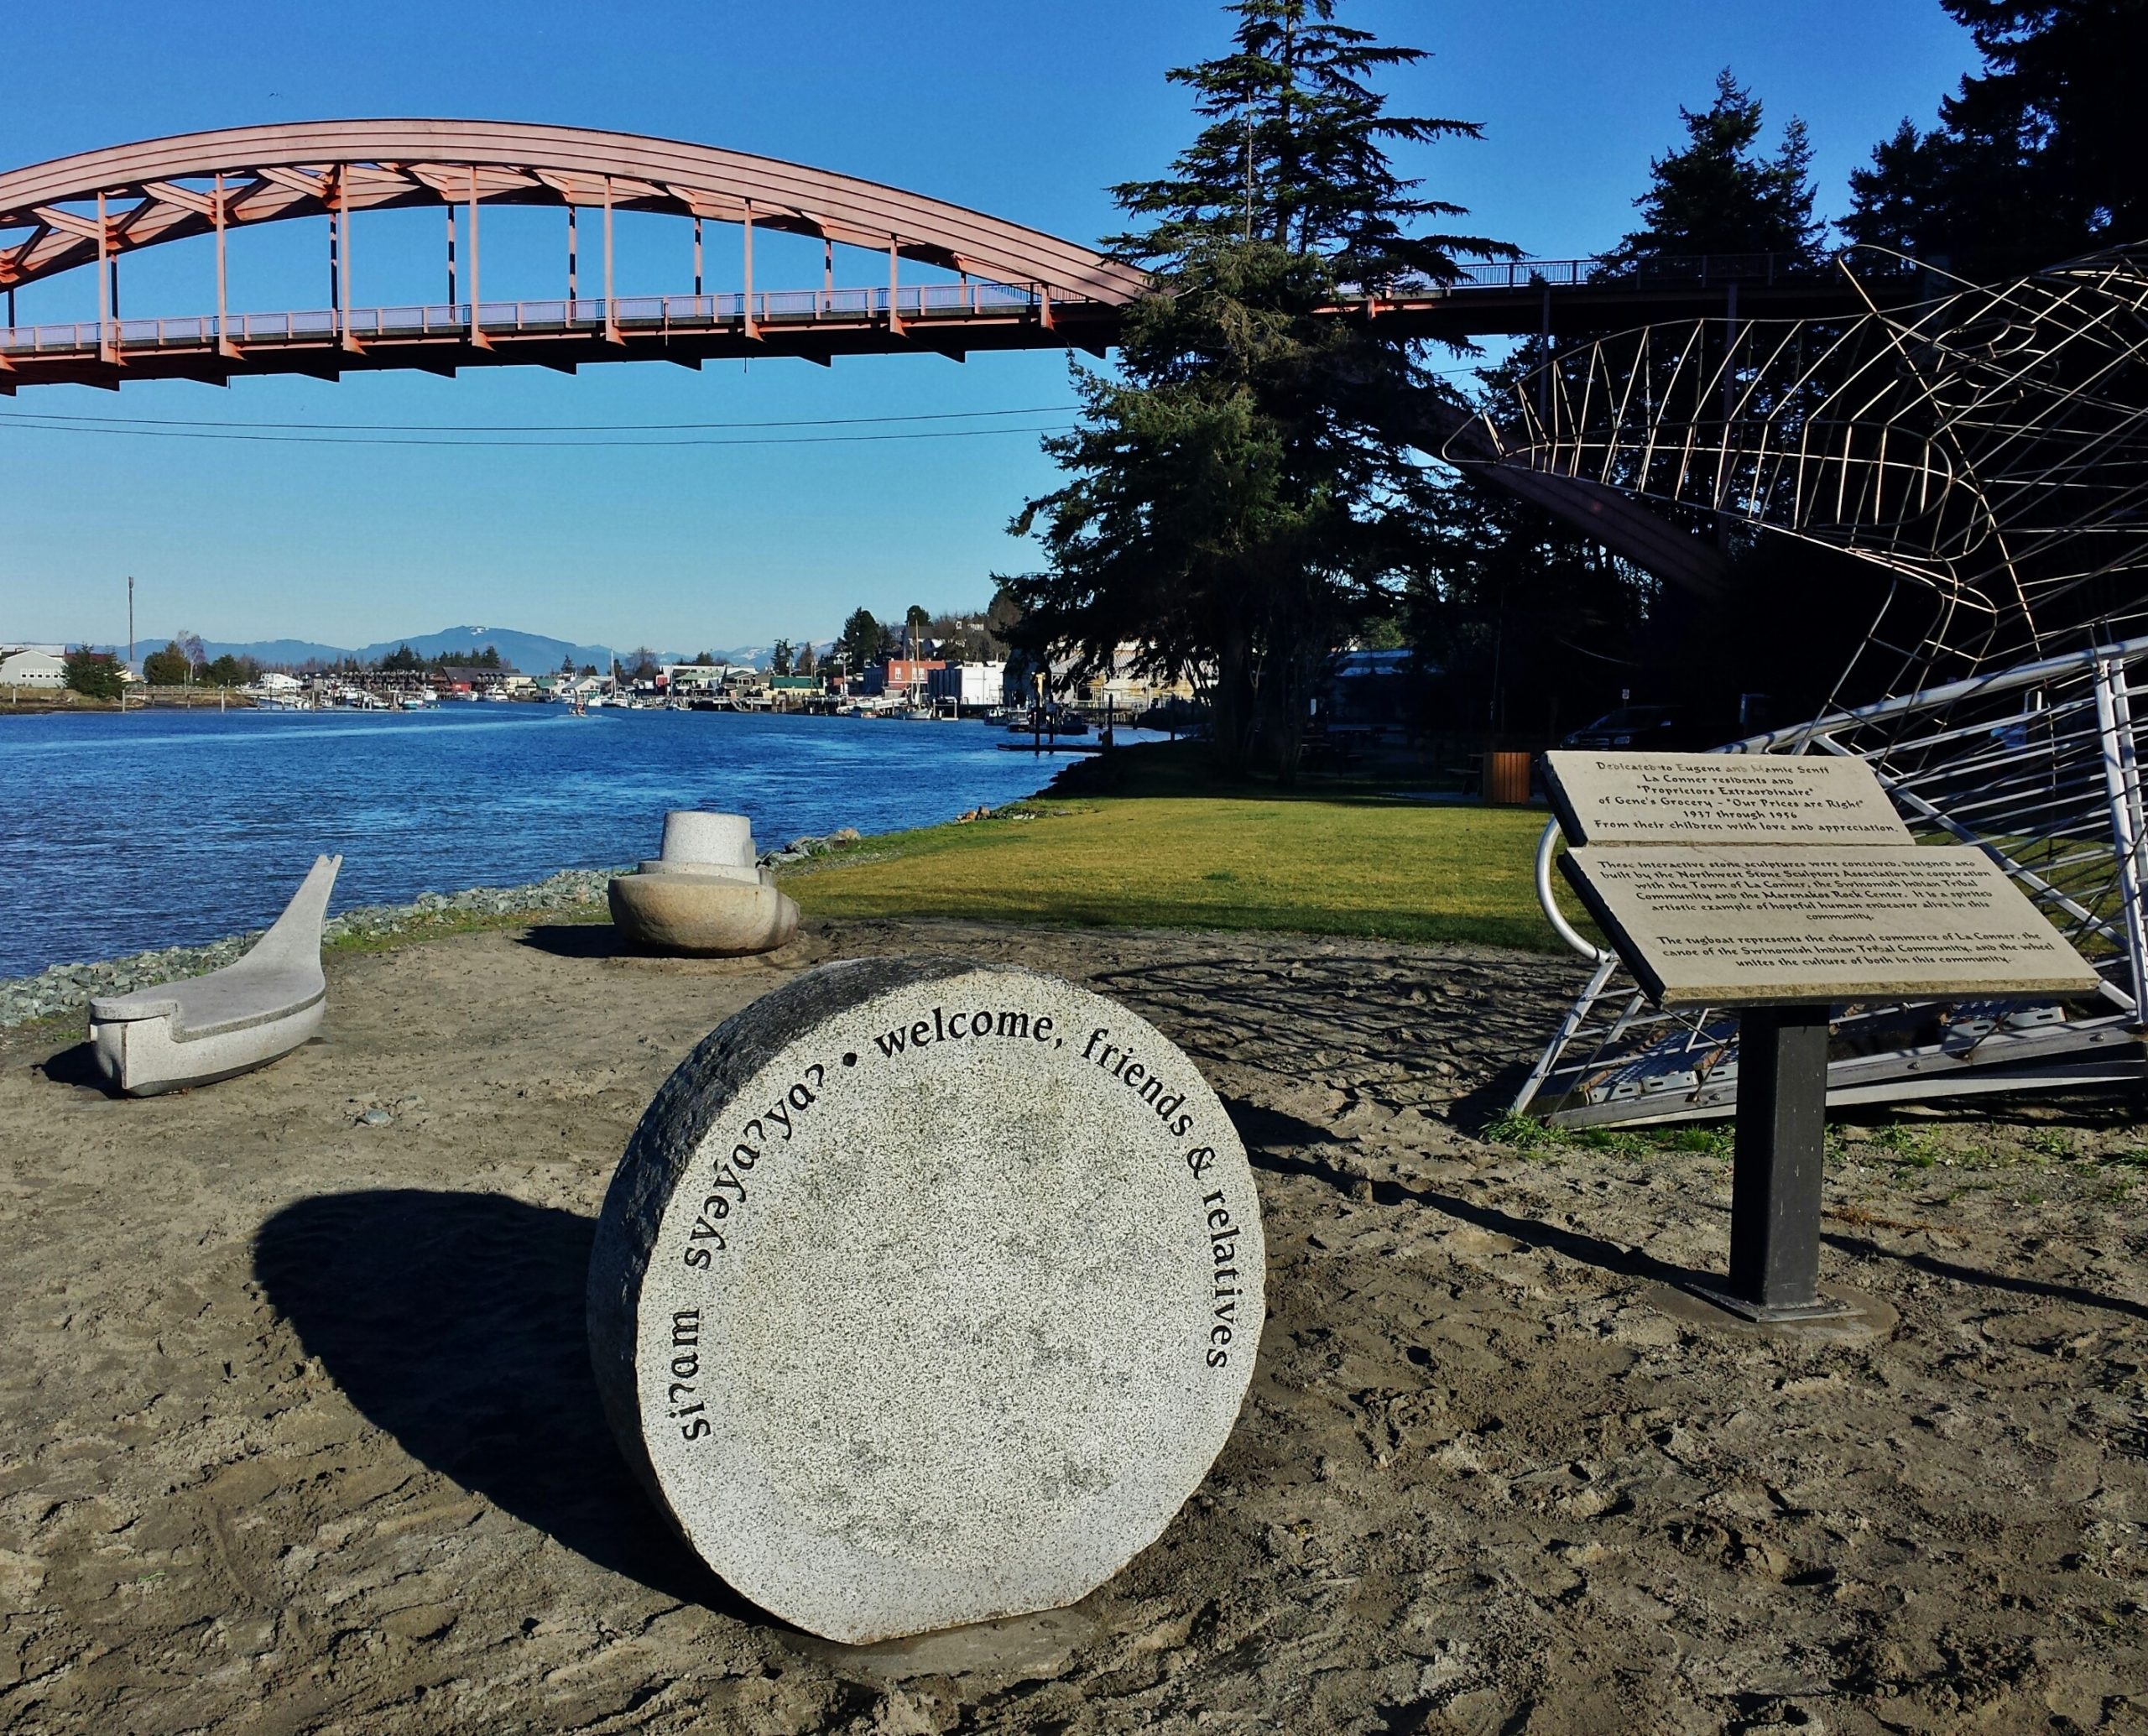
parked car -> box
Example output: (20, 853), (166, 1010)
(1558, 704), (1707, 750)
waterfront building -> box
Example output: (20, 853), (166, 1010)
(1047, 644), (1206, 713)
(929, 661), (1007, 710)
(0, 648), (67, 689)
(664, 663), (730, 695)
(435, 664), (514, 696)
(863, 657), (945, 700)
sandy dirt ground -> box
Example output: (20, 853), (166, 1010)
(2, 917), (2144, 1735)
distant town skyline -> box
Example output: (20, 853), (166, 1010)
(23, 612), (863, 670)
(2, 0), (1979, 650)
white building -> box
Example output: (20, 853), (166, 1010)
(249, 670), (303, 695)
(0, 649), (66, 689)
(927, 661), (1007, 709)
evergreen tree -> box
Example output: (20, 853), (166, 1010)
(63, 648), (124, 700)
(770, 639), (794, 675)
(1603, 70), (1824, 271)
(1012, 0), (1509, 777)
(796, 641), (816, 676)
(1110, 0), (1506, 287)
(838, 608), (886, 674)
(903, 605), (931, 659)
(143, 641), (191, 686)
(1843, 0), (2145, 279)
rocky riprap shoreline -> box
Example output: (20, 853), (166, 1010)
(758, 826), (860, 866)
(2, 831), (875, 1031)
(0, 867), (624, 1030)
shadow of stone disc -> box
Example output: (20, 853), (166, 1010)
(253, 1187), (759, 1614)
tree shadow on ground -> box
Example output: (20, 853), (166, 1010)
(253, 1188), (767, 1619)
(1238, 1110), (2148, 1322)
(1247, 1139), (1718, 1292)
(1820, 1229), (2148, 1322)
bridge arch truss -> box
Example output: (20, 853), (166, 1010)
(0, 120), (1149, 384)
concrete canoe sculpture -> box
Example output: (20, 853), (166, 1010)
(89, 853), (342, 1096)
(608, 811), (800, 957)
(588, 957), (1265, 1644)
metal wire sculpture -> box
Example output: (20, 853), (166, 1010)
(1452, 244), (2148, 1122)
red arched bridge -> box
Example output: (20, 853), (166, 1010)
(0, 120), (1916, 391)
(2, 119), (1921, 592)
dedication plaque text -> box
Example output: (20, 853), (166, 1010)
(1544, 751), (1912, 847)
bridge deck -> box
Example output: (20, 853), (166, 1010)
(0, 264), (1932, 393)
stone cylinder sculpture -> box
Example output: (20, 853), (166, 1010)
(587, 957), (1265, 1644)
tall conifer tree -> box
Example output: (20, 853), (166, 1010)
(1843, 0), (2145, 279)
(1009, 0), (1509, 777)
(1603, 70), (1824, 270)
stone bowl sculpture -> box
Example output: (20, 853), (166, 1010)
(608, 811), (800, 957)
(89, 853), (342, 1096)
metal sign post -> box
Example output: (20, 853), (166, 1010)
(1698, 1005), (1843, 1322)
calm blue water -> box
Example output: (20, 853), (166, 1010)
(0, 706), (1103, 976)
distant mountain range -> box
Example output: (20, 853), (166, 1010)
(117, 626), (791, 672)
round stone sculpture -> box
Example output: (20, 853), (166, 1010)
(587, 957), (1265, 1645)
(608, 874), (799, 955)
(610, 809), (799, 955)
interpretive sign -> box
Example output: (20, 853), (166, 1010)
(1544, 752), (2101, 1009)
(1541, 748), (2099, 1324)
(587, 957), (1265, 1645)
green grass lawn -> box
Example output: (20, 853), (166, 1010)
(785, 747), (1587, 951)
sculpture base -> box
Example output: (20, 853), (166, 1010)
(608, 873), (800, 957)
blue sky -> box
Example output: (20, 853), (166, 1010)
(2, 0), (1979, 654)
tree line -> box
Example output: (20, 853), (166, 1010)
(831, 595), (1022, 677)
(1004, 0), (2140, 777)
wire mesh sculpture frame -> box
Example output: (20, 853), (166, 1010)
(1458, 245), (2148, 1122)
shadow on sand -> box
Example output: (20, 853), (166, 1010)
(1237, 1107), (2148, 1323)
(514, 922), (627, 959)
(34, 1040), (119, 1094)
(253, 1187), (764, 1616)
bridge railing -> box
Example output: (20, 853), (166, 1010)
(0, 254), (1930, 359)
(1414, 251), (1923, 294)
(0, 284), (1058, 356)
(0, 279), (1060, 357)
